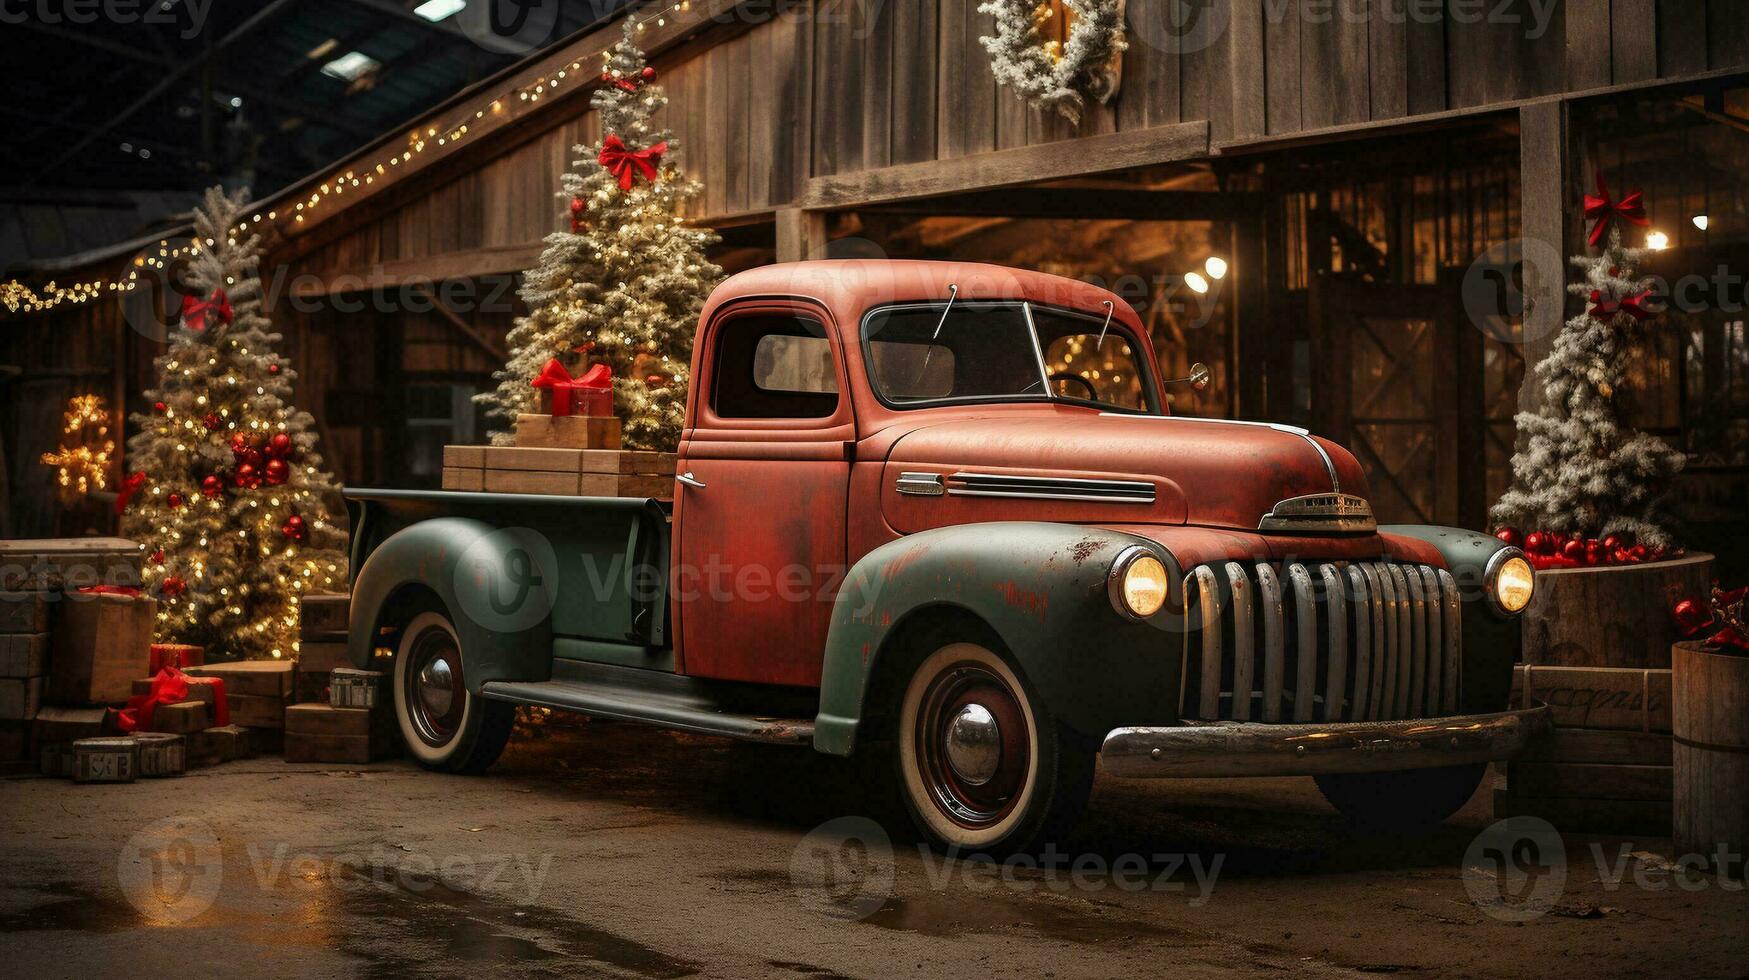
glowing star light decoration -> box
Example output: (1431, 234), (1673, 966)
(39, 394), (114, 501)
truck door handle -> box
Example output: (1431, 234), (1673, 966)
(677, 471), (706, 490)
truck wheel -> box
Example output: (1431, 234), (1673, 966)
(393, 611), (513, 774)
(1314, 763), (1488, 831)
(895, 642), (1095, 854)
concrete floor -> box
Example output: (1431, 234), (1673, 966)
(1, 719), (1743, 979)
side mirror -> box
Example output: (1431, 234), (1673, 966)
(1166, 363), (1210, 391)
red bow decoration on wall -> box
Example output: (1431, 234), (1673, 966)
(1589, 288), (1656, 322)
(180, 288), (233, 332)
(114, 472), (147, 515)
(532, 359), (613, 416)
(599, 134), (667, 191)
(1583, 175), (1649, 249)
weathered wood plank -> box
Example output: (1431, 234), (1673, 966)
(1117, 0), (1182, 131)
(1368, 0), (1410, 121)
(1300, 0), (1369, 129)
(1517, 100), (1567, 417)
(721, 33), (751, 215)
(1404, 0), (1447, 114)
(859, 0), (895, 170)
(891, 0), (938, 163)
(802, 120), (1209, 208)
(1707, 0), (1749, 69)
(1610, 0), (1658, 82)
(1656, 0), (1707, 76)
(775, 208), (829, 262)
(1262, 0), (1301, 134)
(1565, 0), (1613, 89)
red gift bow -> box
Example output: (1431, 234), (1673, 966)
(1589, 287), (1656, 322)
(1584, 175), (1649, 249)
(531, 359), (612, 416)
(115, 666), (228, 732)
(598, 134), (667, 191)
(114, 471), (147, 515)
(180, 288), (233, 331)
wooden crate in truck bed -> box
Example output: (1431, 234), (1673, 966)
(441, 444), (676, 499)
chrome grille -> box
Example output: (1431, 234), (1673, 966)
(1182, 561), (1462, 722)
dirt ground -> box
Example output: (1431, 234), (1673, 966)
(1, 719), (1744, 980)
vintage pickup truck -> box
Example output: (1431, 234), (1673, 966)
(344, 260), (1546, 852)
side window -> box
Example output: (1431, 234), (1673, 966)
(711, 313), (840, 419)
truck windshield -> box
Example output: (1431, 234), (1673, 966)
(862, 301), (1156, 413)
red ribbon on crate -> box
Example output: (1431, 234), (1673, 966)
(532, 359), (613, 416)
(114, 666), (229, 733)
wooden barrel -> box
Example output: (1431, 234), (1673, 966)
(1672, 641), (1749, 876)
(1523, 553), (1713, 668)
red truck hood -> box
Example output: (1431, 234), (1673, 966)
(879, 413), (1372, 536)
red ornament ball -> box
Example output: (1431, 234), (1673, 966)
(161, 577), (188, 598)
(1493, 527), (1521, 548)
(1562, 539), (1585, 562)
(570, 197), (586, 216)
(268, 432), (294, 458)
(1586, 542), (1605, 566)
(1673, 597), (1712, 636)
(268, 363), (281, 375)
(646, 374), (669, 389)
(281, 515), (307, 542)
(202, 412), (221, 431)
(167, 492), (185, 509)
(235, 463), (259, 488)
(201, 474), (224, 499)
(1630, 544), (1649, 562)
(1523, 531), (1546, 555)
(265, 459), (289, 485)
(641, 66), (656, 80)
(154, 401), (167, 414)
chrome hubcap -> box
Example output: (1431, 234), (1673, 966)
(418, 658), (455, 719)
(943, 703), (1001, 786)
(404, 626), (465, 747)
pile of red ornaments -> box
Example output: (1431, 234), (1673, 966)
(227, 431), (297, 490)
(1493, 527), (1683, 570)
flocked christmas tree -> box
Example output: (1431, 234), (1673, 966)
(478, 25), (721, 450)
(1492, 177), (1685, 550)
(122, 185), (347, 661)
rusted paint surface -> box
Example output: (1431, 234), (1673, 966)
(993, 580), (1049, 619)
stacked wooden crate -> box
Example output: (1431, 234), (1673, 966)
(185, 661), (293, 753)
(441, 446), (676, 499)
(296, 593), (352, 704)
(1496, 664), (1673, 834)
(0, 592), (49, 764)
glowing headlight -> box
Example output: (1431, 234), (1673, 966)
(1110, 548), (1169, 619)
(1488, 550), (1535, 616)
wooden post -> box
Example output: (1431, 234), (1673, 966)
(1672, 641), (1749, 875)
(775, 208), (828, 263)
(1517, 101), (1570, 418)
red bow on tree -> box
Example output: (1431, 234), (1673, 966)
(1583, 175), (1649, 249)
(114, 471), (147, 515)
(598, 134), (667, 191)
(180, 288), (233, 332)
(1589, 288), (1656, 322)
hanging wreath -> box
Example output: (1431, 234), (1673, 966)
(979, 0), (1127, 124)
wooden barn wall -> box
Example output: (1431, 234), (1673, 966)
(275, 0), (1749, 279)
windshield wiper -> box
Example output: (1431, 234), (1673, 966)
(910, 283), (958, 390)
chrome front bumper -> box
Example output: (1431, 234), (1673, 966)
(1100, 705), (1552, 779)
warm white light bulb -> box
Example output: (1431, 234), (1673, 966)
(1184, 272), (1210, 295)
(1692, 214), (1710, 232)
(1205, 256), (1228, 280)
(1646, 231), (1670, 250)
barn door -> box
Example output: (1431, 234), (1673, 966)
(1309, 278), (1482, 527)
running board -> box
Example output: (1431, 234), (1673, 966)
(479, 660), (815, 745)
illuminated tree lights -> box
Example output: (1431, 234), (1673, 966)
(39, 394), (115, 500)
(122, 186), (348, 661)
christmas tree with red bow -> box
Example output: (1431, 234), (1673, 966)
(1492, 176), (1686, 557)
(479, 24), (721, 450)
(122, 185), (347, 660)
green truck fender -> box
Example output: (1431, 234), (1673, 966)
(1380, 524), (1523, 713)
(813, 522), (1188, 756)
(347, 516), (556, 693)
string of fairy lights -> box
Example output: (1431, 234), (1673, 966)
(0, 0), (695, 317)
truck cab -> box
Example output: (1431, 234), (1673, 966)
(345, 260), (1547, 853)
